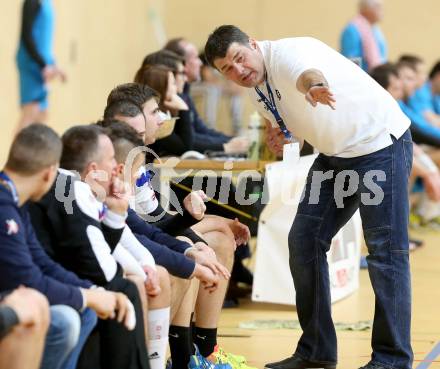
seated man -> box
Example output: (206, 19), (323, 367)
(409, 58), (440, 123)
(428, 61), (440, 115)
(396, 61), (440, 148)
(0, 288), (49, 369)
(0, 124), (132, 369)
(100, 118), (255, 369)
(399, 55), (440, 127)
(371, 63), (440, 225)
(135, 55), (193, 157)
(28, 125), (151, 369)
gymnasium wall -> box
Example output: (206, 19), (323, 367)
(1, 0), (439, 162)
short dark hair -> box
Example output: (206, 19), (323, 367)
(398, 54), (424, 68)
(370, 63), (399, 90)
(204, 25), (250, 67)
(199, 52), (209, 66)
(5, 124), (62, 175)
(60, 125), (107, 173)
(164, 38), (186, 58)
(98, 120), (144, 164)
(141, 49), (185, 69)
(104, 100), (142, 120)
(429, 60), (440, 80)
(396, 60), (417, 73)
(104, 83), (159, 119)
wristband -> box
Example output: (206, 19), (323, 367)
(310, 82), (326, 89)
(79, 288), (87, 312)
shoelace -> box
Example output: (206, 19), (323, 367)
(215, 351), (242, 368)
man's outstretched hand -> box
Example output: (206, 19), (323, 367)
(305, 85), (336, 110)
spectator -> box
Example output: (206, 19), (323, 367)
(16, 0), (66, 132)
(431, 62), (440, 114)
(341, 0), (387, 71)
(396, 61), (440, 147)
(371, 63), (440, 226)
(402, 56), (440, 126)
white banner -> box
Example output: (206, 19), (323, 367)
(253, 156), (362, 305)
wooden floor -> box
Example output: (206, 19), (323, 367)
(217, 230), (440, 369)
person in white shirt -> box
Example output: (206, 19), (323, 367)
(205, 25), (413, 369)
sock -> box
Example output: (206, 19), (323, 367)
(169, 325), (193, 369)
(147, 308), (170, 369)
(193, 327), (217, 357)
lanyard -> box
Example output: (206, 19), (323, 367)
(0, 172), (19, 205)
(255, 79), (292, 141)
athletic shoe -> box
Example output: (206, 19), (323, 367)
(189, 345), (232, 369)
(422, 216), (440, 230)
(208, 345), (256, 369)
(409, 212), (422, 229)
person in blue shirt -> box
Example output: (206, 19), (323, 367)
(405, 57), (440, 126)
(428, 70), (440, 115)
(398, 55), (433, 121)
(397, 61), (440, 147)
(16, 0), (66, 132)
(340, 0), (387, 71)
(370, 62), (440, 228)
(430, 61), (440, 115)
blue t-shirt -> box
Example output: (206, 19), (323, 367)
(408, 81), (440, 117)
(17, 0), (55, 69)
(340, 22), (387, 71)
(398, 100), (440, 140)
(408, 82), (434, 114)
(434, 95), (440, 115)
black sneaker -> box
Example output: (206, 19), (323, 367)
(358, 364), (388, 369)
(265, 354), (336, 369)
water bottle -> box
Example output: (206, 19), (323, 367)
(247, 112), (263, 161)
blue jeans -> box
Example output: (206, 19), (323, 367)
(289, 130), (413, 369)
(40, 306), (97, 369)
(41, 305), (81, 369)
(63, 308), (97, 369)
